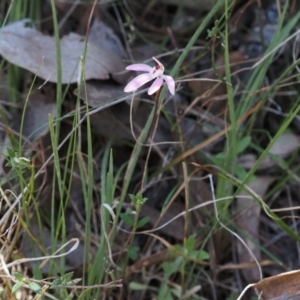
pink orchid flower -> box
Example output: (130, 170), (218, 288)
(124, 57), (175, 95)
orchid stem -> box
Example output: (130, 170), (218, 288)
(140, 88), (161, 193)
(144, 88), (161, 142)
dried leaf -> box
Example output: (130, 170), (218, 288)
(236, 176), (275, 283)
(189, 51), (247, 114)
(73, 81), (124, 108)
(22, 88), (56, 142)
(139, 203), (184, 240)
(254, 270), (300, 300)
(0, 19), (127, 84)
(268, 133), (300, 157)
(21, 215), (86, 274)
(131, 44), (160, 62)
(89, 19), (125, 60)
(90, 101), (172, 143)
(238, 133), (300, 170)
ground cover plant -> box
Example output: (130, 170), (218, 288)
(0, 0), (300, 299)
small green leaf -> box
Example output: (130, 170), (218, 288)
(158, 282), (173, 300)
(162, 257), (182, 276)
(235, 165), (249, 181)
(129, 193), (148, 208)
(69, 278), (81, 285)
(137, 217), (149, 228)
(170, 285), (182, 298)
(62, 272), (74, 282)
(173, 244), (186, 255)
(185, 236), (195, 250)
(66, 293), (75, 299)
(51, 279), (62, 287)
(189, 249), (210, 260)
(120, 213), (134, 227)
(28, 282), (42, 294)
(5, 160), (13, 167)
(33, 266), (42, 280)
(162, 261), (173, 275)
(237, 136), (251, 154)
(129, 282), (148, 290)
(128, 246), (139, 260)
(128, 194), (136, 202)
(13, 272), (24, 281)
(7, 148), (15, 158)
(12, 281), (25, 294)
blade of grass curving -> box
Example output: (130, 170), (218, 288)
(7, 0), (25, 105)
(238, 3), (300, 119)
(216, 0), (236, 200)
(93, 150), (115, 299)
(87, 140), (113, 294)
(1, 1), (13, 28)
(48, 114), (67, 276)
(168, 0), (224, 88)
(83, 84), (94, 296)
(75, 59), (94, 296)
(48, 3), (65, 266)
(49, 0), (63, 136)
(216, 144), (300, 243)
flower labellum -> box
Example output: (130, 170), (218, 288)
(124, 57), (175, 95)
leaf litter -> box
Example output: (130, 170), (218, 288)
(0, 19), (128, 84)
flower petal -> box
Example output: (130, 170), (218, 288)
(152, 57), (163, 66)
(162, 75), (175, 95)
(126, 64), (152, 72)
(148, 77), (163, 95)
(124, 73), (153, 92)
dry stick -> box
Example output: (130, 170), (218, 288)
(286, 186), (300, 266)
(252, 28), (300, 69)
(0, 238), (79, 271)
(0, 273), (122, 290)
(100, 207), (117, 269)
(145, 88), (163, 142)
(174, 78), (224, 128)
(180, 27), (300, 87)
(112, 2), (134, 63)
(124, 242), (275, 278)
(0, 189), (21, 238)
(0, 239), (82, 300)
(182, 162), (189, 243)
(121, 195), (247, 235)
(200, 163), (279, 221)
(158, 101), (262, 174)
(208, 174), (263, 282)
(3, 190), (21, 241)
(144, 232), (210, 267)
(140, 89), (161, 192)
(118, 194), (277, 269)
(0, 117), (85, 228)
(141, 169), (202, 254)
(182, 162), (190, 293)
(129, 97), (179, 149)
(86, 0), (98, 34)
(167, 26), (179, 50)
(58, 0), (80, 30)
